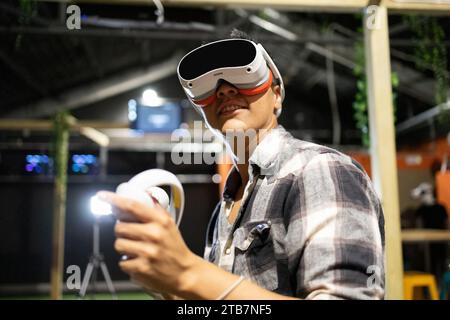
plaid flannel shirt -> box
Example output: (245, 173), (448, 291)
(204, 125), (385, 299)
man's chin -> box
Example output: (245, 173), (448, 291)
(219, 119), (249, 134)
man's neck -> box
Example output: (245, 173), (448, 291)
(233, 119), (278, 186)
(236, 163), (249, 187)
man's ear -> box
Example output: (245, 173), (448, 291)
(272, 85), (282, 115)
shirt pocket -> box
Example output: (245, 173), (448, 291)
(233, 220), (278, 291)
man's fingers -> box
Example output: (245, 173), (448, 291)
(114, 222), (145, 241)
(115, 222), (164, 243)
(114, 238), (159, 259)
(119, 257), (150, 275)
(97, 190), (169, 224)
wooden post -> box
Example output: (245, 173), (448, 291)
(50, 111), (71, 300)
(363, 5), (404, 299)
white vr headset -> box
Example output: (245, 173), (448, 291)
(177, 38), (285, 111)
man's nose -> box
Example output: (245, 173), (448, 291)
(216, 82), (238, 99)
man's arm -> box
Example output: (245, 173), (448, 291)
(99, 190), (298, 300)
(284, 152), (385, 299)
(175, 255), (297, 300)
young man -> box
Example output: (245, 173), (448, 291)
(98, 31), (385, 299)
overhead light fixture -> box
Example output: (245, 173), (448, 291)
(142, 88), (164, 107)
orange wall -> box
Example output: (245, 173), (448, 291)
(346, 137), (450, 177)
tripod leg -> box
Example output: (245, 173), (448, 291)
(100, 261), (118, 300)
(79, 262), (94, 298)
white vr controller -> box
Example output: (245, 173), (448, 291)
(115, 169), (185, 226)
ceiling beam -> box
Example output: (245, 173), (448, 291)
(0, 26), (448, 47)
(0, 119), (128, 130)
(39, 0), (370, 12)
(0, 26), (354, 45)
(385, 0), (450, 13)
(240, 8), (442, 106)
(78, 126), (110, 146)
(37, 0), (450, 13)
(3, 52), (183, 119)
(396, 101), (450, 134)
(297, 21), (443, 105)
(0, 118), (124, 146)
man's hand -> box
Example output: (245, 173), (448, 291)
(97, 190), (294, 300)
(97, 191), (199, 297)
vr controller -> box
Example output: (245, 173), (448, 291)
(114, 169), (185, 226)
(109, 169), (185, 300)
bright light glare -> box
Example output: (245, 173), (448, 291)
(128, 99), (137, 121)
(90, 195), (112, 216)
(142, 89), (164, 107)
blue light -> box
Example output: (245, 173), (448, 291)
(74, 154), (84, 164)
(69, 154), (97, 175)
(86, 155), (96, 164)
(128, 110), (137, 121)
(24, 154), (54, 175)
(31, 155), (39, 164)
(128, 99), (137, 109)
(72, 163), (80, 173)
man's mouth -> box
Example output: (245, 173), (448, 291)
(217, 102), (247, 116)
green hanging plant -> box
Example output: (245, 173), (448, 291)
(352, 28), (399, 148)
(404, 15), (449, 124)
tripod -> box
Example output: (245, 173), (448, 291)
(79, 217), (117, 300)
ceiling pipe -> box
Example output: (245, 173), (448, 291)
(3, 52), (184, 119)
(396, 101), (450, 134)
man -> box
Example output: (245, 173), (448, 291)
(98, 30), (385, 299)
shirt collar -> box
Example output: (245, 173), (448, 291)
(248, 125), (287, 178)
(222, 125), (289, 200)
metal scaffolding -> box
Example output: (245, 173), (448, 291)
(30, 0), (450, 299)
